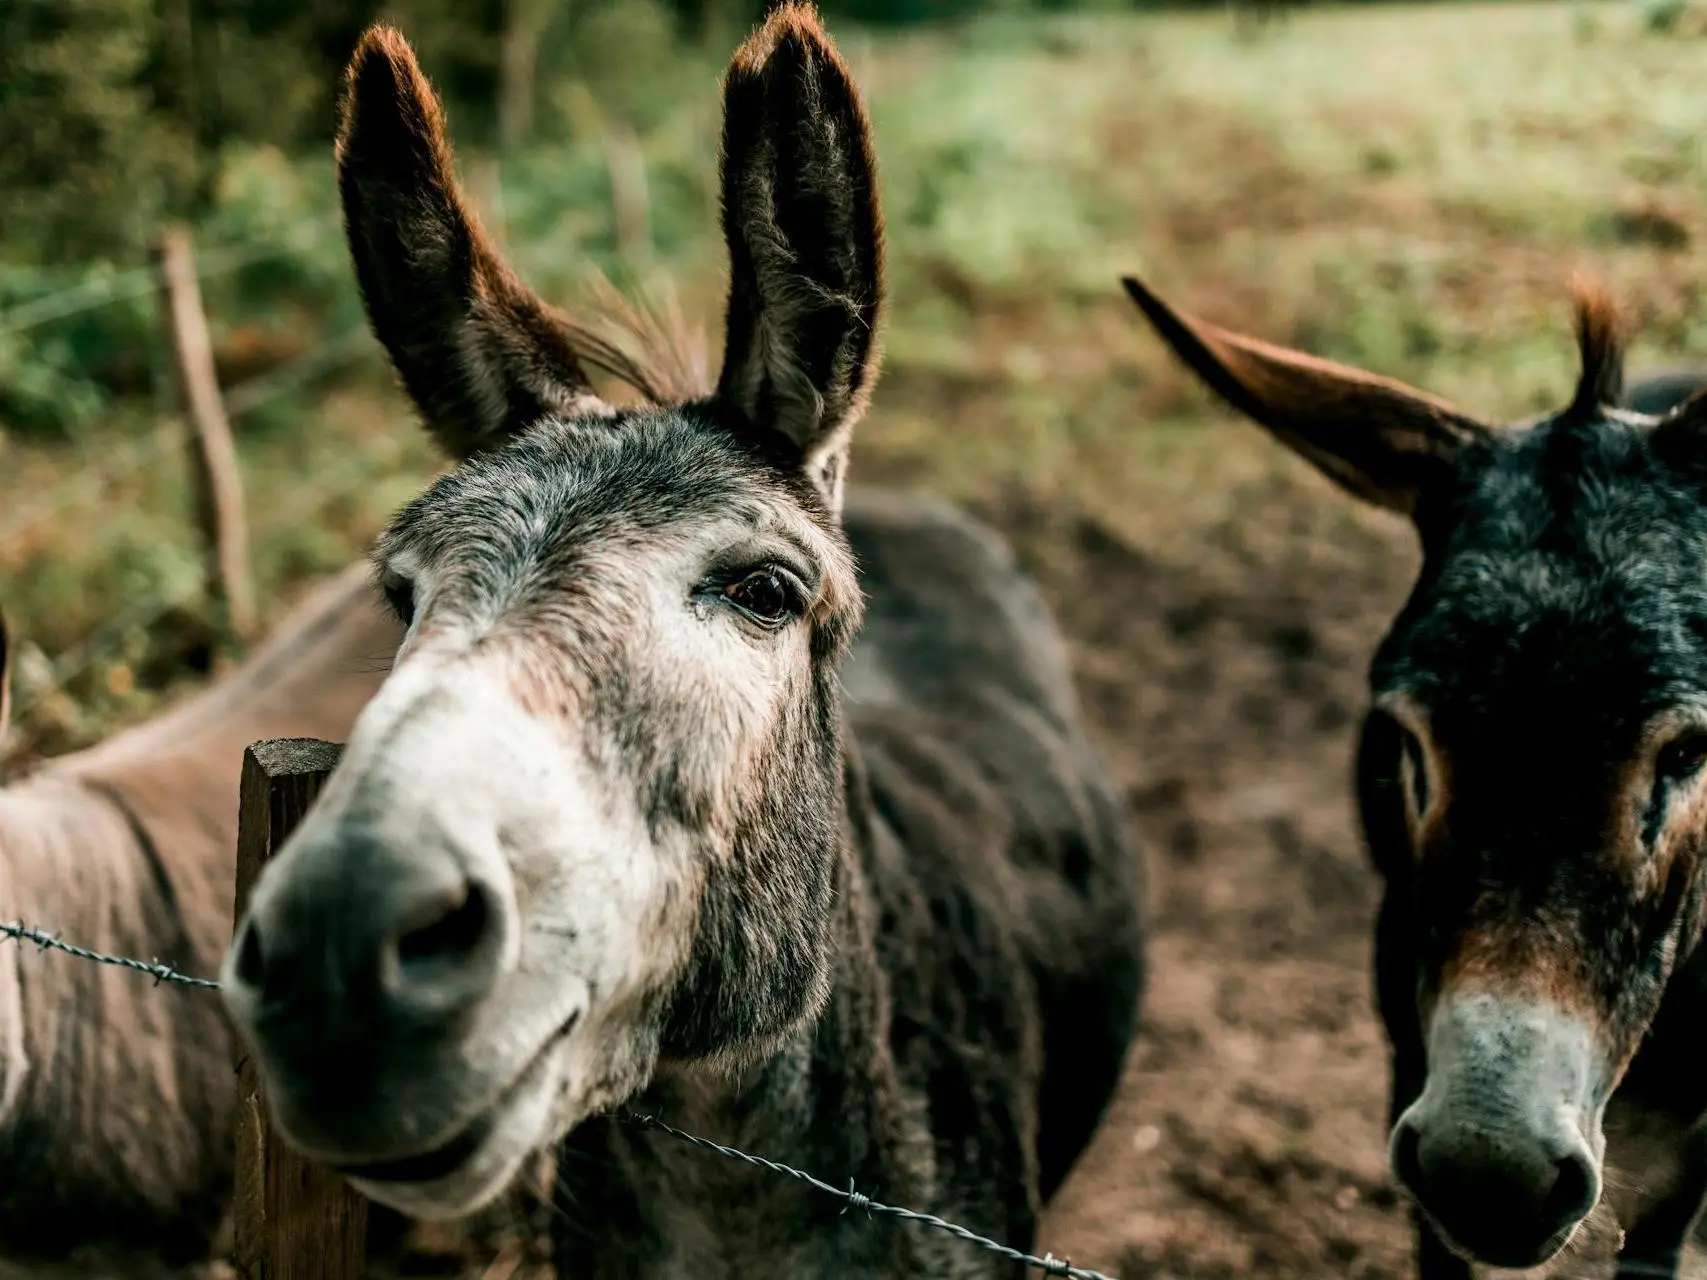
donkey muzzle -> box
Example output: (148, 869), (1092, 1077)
(1389, 990), (1605, 1268)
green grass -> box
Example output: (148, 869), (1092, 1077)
(5, 0), (1707, 754)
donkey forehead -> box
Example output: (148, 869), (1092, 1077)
(383, 409), (839, 581)
(1445, 415), (1707, 562)
(1374, 422), (1707, 749)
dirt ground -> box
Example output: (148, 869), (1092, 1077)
(1008, 478), (1422, 1280)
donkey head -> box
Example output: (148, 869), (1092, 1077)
(1125, 275), (1707, 1268)
(220, 6), (882, 1221)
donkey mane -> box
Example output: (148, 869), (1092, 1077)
(558, 275), (712, 406)
(1567, 275), (1625, 419)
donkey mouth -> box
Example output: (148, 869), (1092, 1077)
(333, 1112), (498, 1184)
(330, 1010), (581, 1187)
(1430, 1212), (1581, 1272)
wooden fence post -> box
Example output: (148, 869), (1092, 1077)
(154, 225), (258, 644)
(231, 739), (367, 1280)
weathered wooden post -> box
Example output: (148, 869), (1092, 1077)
(154, 225), (258, 644)
(231, 738), (367, 1280)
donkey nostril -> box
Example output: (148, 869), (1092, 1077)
(234, 919), (266, 990)
(397, 881), (491, 970)
(1542, 1151), (1596, 1228)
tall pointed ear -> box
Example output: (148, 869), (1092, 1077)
(716, 3), (885, 511)
(0, 611), (12, 744)
(337, 25), (606, 461)
(1121, 275), (1492, 516)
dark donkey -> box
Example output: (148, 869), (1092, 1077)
(218, 8), (1144, 1275)
(1124, 272), (1707, 1280)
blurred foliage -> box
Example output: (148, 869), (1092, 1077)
(7, 0), (1707, 755)
(0, 146), (355, 442)
(0, 0), (194, 260)
(1639, 0), (1707, 33)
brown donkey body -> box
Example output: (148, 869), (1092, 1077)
(1125, 273), (1707, 1278)
(0, 566), (402, 1274)
(220, 9), (1144, 1277)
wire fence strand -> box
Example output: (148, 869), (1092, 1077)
(0, 324), (373, 550)
(0, 923), (1121, 1279)
(0, 921), (220, 989)
(14, 573), (207, 720)
(618, 1112), (1119, 1280)
(0, 213), (342, 338)
(0, 422), (191, 547)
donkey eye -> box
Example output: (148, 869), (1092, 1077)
(381, 573), (417, 625)
(723, 569), (802, 627)
(1656, 732), (1707, 783)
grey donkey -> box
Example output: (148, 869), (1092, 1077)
(220, 8), (1146, 1276)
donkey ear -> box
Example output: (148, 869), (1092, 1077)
(1122, 275), (1492, 515)
(337, 25), (604, 461)
(716, 3), (885, 511)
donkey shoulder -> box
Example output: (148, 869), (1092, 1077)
(840, 488), (1145, 1205)
(1620, 366), (1707, 417)
(840, 487), (1078, 729)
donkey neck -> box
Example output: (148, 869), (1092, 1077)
(554, 743), (939, 1276)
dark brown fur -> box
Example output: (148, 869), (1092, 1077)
(1124, 268), (1707, 1279)
(1568, 276), (1626, 418)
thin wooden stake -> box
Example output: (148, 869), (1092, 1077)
(232, 739), (367, 1280)
(155, 225), (257, 644)
(604, 125), (650, 268)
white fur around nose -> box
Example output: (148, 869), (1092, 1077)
(231, 645), (693, 1217)
(313, 651), (678, 1001)
(1394, 991), (1608, 1175)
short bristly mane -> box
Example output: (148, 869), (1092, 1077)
(557, 273), (711, 405)
(1569, 275), (1625, 418)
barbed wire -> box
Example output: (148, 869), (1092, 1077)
(223, 324), (372, 418)
(618, 1111), (1118, 1279)
(0, 422), (191, 548)
(0, 921), (219, 989)
(1, 328), (379, 724)
(0, 270), (163, 339)
(0, 923), (1121, 1279)
(0, 213), (343, 338)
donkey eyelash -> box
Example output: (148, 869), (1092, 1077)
(1398, 727), (1431, 820)
(703, 565), (808, 629)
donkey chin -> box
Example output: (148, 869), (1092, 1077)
(327, 1029), (572, 1219)
(1388, 989), (1612, 1269)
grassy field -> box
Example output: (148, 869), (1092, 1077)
(3, 0), (1704, 751)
